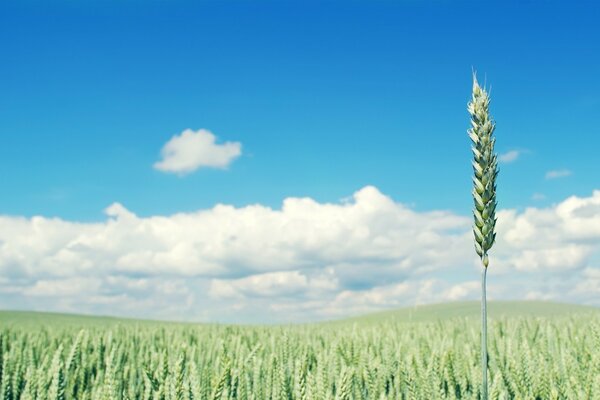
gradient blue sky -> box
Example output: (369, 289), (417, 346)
(1, 1), (599, 322)
(1, 0), (599, 220)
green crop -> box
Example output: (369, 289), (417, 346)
(0, 312), (598, 399)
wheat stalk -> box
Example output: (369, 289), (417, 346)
(468, 72), (498, 400)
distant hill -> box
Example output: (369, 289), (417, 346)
(0, 310), (173, 328)
(1, 301), (597, 327)
(338, 300), (599, 324)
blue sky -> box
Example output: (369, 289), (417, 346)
(0, 1), (599, 322)
(2, 0), (599, 220)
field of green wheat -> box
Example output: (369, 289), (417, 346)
(1, 302), (598, 400)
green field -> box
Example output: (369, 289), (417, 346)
(1, 301), (598, 399)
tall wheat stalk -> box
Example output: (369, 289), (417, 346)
(468, 72), (498, 400)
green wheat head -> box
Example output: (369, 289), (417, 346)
(468, 74), (498, 268)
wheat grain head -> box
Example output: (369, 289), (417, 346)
(468, 73), (498, 267)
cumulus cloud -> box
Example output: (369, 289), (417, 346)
(545, 169), (572, 179)
(1, 186), (599, 322)
(154, 129), (241, 174)
(209, 270), (338, 300)
(314, 279), (481, 318)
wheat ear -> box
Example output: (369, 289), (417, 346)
(468, 72), (498, 400)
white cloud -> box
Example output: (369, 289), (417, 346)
(0, 186), (471, 280)
(154, 129), (241, 174)
(499, 150), (521, 163)
(1, 186), (599, 322)
(531, 193), (546, 201)
(24, 277), (101, 297)
(209, 270), (338, 300)
(545, 169), (572, 179)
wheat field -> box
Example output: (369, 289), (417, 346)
(1, 302), (598, 400)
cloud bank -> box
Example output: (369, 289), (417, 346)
(1, 186), (598, 322)
(154, 129), (242, 174)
